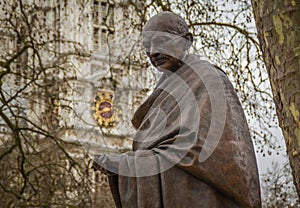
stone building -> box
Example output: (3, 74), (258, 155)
(0, 0), (156, 206)
(57, 0), (155, 157)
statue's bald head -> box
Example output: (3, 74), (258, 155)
(143, 12), (189, 35)
(142, 12), (193, 72)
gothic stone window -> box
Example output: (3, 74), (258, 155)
(92, 0), (114, 53)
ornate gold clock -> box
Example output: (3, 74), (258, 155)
(91, 90), (117, 128)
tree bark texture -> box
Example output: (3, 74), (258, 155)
(251, 0), (300, 199)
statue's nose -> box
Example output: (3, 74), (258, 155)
(149, 45), (157, 55)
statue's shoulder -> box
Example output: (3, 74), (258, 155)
(183, 54), (227, 76)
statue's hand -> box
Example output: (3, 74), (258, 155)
(92, 155), (117, 176)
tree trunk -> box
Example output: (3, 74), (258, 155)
(251, 0), (300, 199)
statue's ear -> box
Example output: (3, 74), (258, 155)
(183, 32), (193, 50)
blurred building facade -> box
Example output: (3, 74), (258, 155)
(0, 0), (156, 206)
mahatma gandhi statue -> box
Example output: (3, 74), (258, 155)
(93, 11), (261, 208)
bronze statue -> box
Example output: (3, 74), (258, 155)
(93, 11), (261, 208)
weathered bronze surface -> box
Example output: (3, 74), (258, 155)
(93, 12), (261, 208)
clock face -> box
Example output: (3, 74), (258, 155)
(91, 90), (116, 128)
(98, 101), (113, 119)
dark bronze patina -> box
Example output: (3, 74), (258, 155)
(93, 12), (261, 208)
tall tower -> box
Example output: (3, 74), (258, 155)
(58, 0), (156, 155)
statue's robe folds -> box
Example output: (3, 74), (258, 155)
(103, 55), (261, 208)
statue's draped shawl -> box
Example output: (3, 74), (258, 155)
(106, 55), (261, 208)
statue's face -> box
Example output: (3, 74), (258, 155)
(142, 32), (185, 71)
